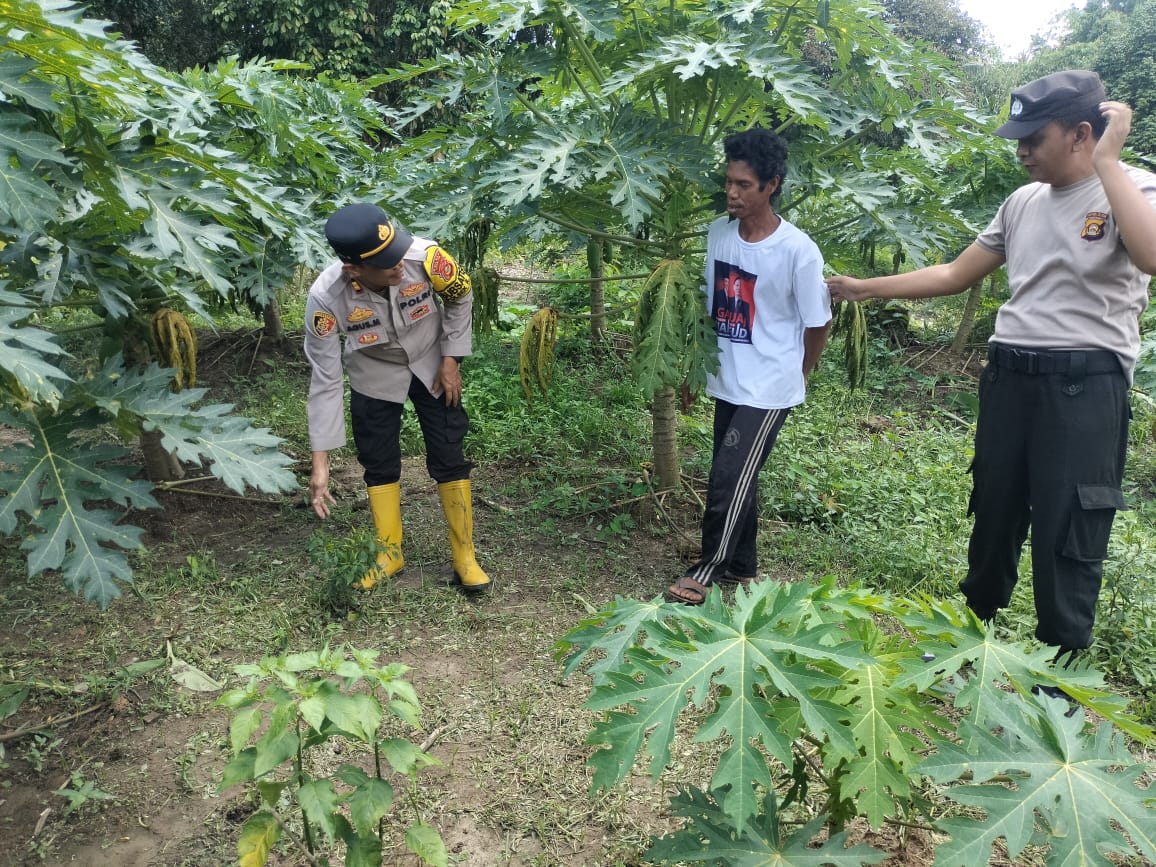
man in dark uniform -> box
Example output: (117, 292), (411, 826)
(828, 71), (1156, 657)
(304, 203), (490, 593)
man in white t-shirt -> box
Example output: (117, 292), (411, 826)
(827, 71), (1156, 659)
(666, 128), (832, 604)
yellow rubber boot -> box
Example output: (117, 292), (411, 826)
(437, 480), (491, 592)
(361, 482), (405, 590)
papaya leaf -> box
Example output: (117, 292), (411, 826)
(0, 405), (156, 606)
(832, 623), (953, 828)
(919, 696), (1156, 866)
(84, 356), (298, 496)
(579, 580), (873, 830)
(647, 787), (887, 865)
(632, 257), (698, 393)
(0, 302), (72, 406)
(0, 56), (58, 111)
(0, 114), (70, 166)
(480, 131), (582, 207)
(626, 34), (746, 82)
(0, 164), (61, 228)
(141, 197), (237, 295)
(555, 594), (665, 684)
(888, 596), (1153, 743)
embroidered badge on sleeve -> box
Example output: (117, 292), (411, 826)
(312, 311), (337, 337)
(424, 246), (472, 301)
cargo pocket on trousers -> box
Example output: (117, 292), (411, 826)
(1060, 484), (1127, 562)
(444, 405), (469, 445)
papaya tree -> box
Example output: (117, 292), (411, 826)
(0, 0), (394, 605)
(376, 0), (989, 490)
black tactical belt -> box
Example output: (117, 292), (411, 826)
(988, 343), (1121, 375)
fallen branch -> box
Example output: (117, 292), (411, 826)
(32, 806), (52, 839)
(204, 328), (263, 370)
(246, 330), (264, 378)
(910, 345), (946, 372)
(419, 724), (448, 753)
(0, 701), (109, 744)
(476, 496), (513, 515)
(151, 484), (283, 505)
(642, 468), (697, 546)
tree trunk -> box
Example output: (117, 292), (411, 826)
(950, 275), (987, 355)
(587, 239), (607, 342)
(140, 428), (184, 482)
(126, 322), (185, 483)
(263, 296), (285, 345)
(651, 385), (680, 492)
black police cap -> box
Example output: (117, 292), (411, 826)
(994, 70), (1106, 139)
(325, 203), (414, 269)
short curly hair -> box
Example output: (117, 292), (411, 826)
(723, 128), (789, 201)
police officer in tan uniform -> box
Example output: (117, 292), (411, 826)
(304, 203), (490, 593)
(828, 71), (1156, 659)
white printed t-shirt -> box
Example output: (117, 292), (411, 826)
(704, 215), (832, 410)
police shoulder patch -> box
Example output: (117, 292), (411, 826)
(312, 311), (337, 337)
(424, 245), (472, 301)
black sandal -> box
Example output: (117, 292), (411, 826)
(664, 576), (711, 605)
(717, 573), (755, 587)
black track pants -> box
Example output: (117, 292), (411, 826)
(350, 376), (472, 487)
(961, 352), (1129, 649)
(685, 400), (790, 586)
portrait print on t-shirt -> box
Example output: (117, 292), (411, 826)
(712, 259), (755, 344)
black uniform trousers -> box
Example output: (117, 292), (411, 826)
(961, 344), (1129, 650)
(350, 375), (472, 487)
(685, 399), (790, 586)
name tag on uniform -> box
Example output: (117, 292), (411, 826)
(400, 288), (433, 324)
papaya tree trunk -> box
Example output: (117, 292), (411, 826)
(950, 275), (988, 355)
(587, 238), (607, 342)
(140, 429), (184, 482)
(124, 321), (186, 483)
(262, 297), (285, 345)
(651, 385), (680, 492)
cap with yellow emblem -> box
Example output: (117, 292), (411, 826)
(325, 203), (414, 269)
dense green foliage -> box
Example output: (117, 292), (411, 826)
(84, 0), (458, 81)
(560, 581), (1154, 865)
(376, 0), (1002, 488)
(0, 0), (396, 605)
